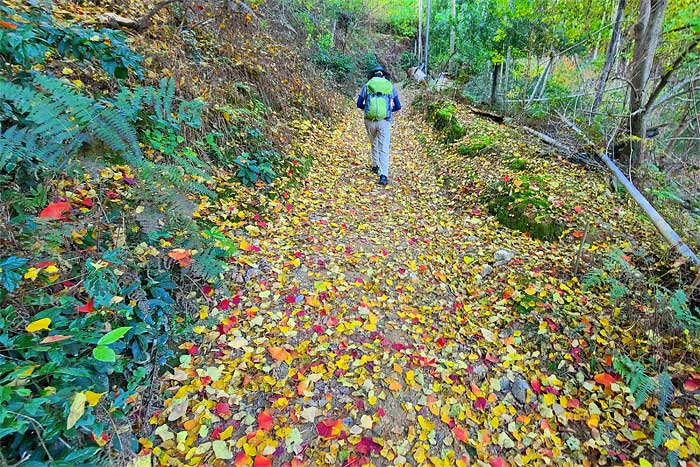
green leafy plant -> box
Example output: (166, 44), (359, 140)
(0, 3), (142, 78)
(613, 355), (679, 466)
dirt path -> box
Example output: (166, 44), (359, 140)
(148, 100), (690, 467)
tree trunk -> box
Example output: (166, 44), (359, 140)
(536, 54), (554, 99)
(449, 0), (456, 73)
(591, 0), (627, 114)
(490, 62), (501, 106)
(418, 0), (423, 65)
(628, 0), (668, 171)
(424, 0), (431, 75)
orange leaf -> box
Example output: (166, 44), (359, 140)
(513, 179), (522, 187)
(452, 426), (468, 442)
(168, 249), (192, 267)
(388, 379), (402, 391)
(268, 346), (291, 362)
(234, 452), (252, 466)
(39, 201), (71, 220)
(40, 334), (71, 344)
(0, 20), (17, 29)
(258, 411), (273, 431)
(594, 372), (616, 387)
(253, 455), (271, 467)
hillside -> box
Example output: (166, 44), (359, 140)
(1, 1), (700, 467)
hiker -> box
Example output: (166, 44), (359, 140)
(356, 65), (402, 186)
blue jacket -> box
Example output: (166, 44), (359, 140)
(356, 83), (402, 121)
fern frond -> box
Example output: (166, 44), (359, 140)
(582, 269), (604, 290)
(653, 418), (672, 448)
(613, 355), (656, 408)
(657, 372), (674, 416)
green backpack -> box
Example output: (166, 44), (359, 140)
(365, 77), (394, 121)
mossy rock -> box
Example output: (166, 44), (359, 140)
(487, 194), (565, 241)
(508, 158), (528, 171)
(457, 135), (492, 155)
(446, 121), (466, 142)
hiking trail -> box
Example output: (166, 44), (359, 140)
(149, 96), (694, 467)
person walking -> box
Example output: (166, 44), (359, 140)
(356, 65), (402, 186)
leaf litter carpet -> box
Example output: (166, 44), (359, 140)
(149, 106), (700, 467)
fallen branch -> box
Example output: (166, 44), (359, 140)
(520, 125), (572, 153)
(467, 105), (504, 123)
(599, 152), (699, 266)
(515, 125), (700, 266)
(101, 0), (180, 31)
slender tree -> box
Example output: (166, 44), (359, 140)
(628, 0), (668, 171)
(424, 0), (431, 74)
(449, 0), (456, 72)
(591, 0), (628, 115)
(418, 0), (423, 65)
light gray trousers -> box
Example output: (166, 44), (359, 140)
(364, 118), (391, 177)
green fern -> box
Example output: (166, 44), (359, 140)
(582, 269), (604, 290)
(0, 73), (142, 177)
(609, 278), (629, 301)
(190, 248), (226, 284)
(613, 355), (657, 408)
(653, 418), (672, 449)
(669, 289), (700, 335)
(657, 372), (673, 416)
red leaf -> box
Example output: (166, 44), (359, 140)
(684, 376), (700, 392)
(473, 397), (487, 410)
(76, 299), (95, 314)
(355, 437), (381, 455)
(530, 378), (541, 394)
(594, 372), (616, 387)
(216, 402), (231, 416)
(316, 419), (343, 439)
(253, 455), (271, 467)
(490, 457), (510, 467)
(81, 197), (94, 208)
(39, 201), (71, 220)
(258, 411), (273, 431)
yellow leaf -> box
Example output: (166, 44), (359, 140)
(67, 392), (86, 429)
(26, 318), (51, 333)
(665, 438), (681, 451)
(85, 391), (105, 407)
(586, 414), (599, 429)
(413, 447), (426, 464)
(62, 67), (74, 75)
(639, 459), (652, 467)
(219, 425), (234, 441)
(417, 415), (434, 432)
(24, 267), (40, 281)
(127, 453), (152, 467)
(543, 393), (555, 406)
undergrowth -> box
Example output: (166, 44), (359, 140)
(0, 2), (316, 464)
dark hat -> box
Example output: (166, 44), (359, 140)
(368, 65), (388, 79)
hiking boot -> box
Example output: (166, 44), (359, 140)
(378, 175), (388, 186)
(372, 165), (379, 174)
